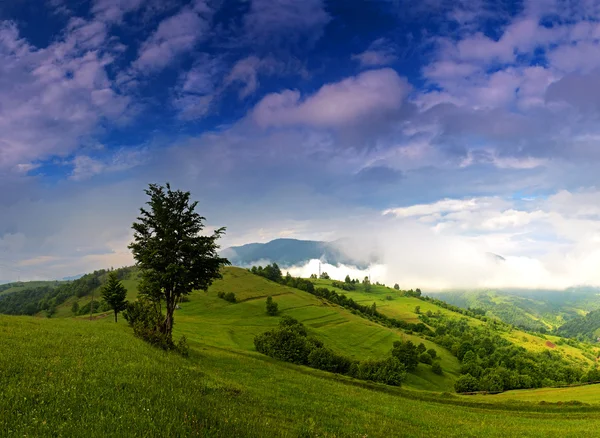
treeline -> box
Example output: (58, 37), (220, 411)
(0, 267), (135, 316)
(255, 316), (441, 386)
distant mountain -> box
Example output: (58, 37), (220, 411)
(221, 238), (379, 269)
(61, 274), (84, 281)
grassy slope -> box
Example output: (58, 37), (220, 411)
(313, 279), (599, 366)
(177, 268), (460, 391)
(471, 384), (600, 404)
(3, 314), (600, 437)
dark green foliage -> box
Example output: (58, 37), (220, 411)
(128, 183), (230, 341)
(266, 296), (279, 316)
(427, 348), (437, 359)
(331, 280), (356, 291)
(417, 343), (427, 354)
(218, 291), (237, 303)
(319, 272), (330, 280)
(455, 374), (479, 393)
(414, 306), (420, 314)
(71, 301), (80, 314)
(582, 367), (600, 383)
(558, 309), (600, 341)
(254, 317), (406, 386)
(254, 317), (321, 365)
(419, 353), (433, 365)
(101, 272), (128, 322)
(123, 299), (172, 350)
(176, 335), (189, 358)
(391, 340), (419, 371)
(349, 357), (407, 386)
(393, 283), (400, 290)
(432, 362), (443, 375)
(307, 348), (352, 374)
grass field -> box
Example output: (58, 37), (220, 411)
(3, 313), (600, 437)
(471, 384), (600, 404)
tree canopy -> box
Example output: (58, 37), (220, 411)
(128, 183), (230, 341)
(101, 272), (128, 322)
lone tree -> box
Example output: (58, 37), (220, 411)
(129, 183), (230, 342)
(102, 271), (128, 322)
(266, 296), (279, 316)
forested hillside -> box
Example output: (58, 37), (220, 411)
(558, 309), (600, 341)
(0, 267), (136, 317)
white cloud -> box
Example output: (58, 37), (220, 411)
(0, 19), (130, 171)
(352, 38), (397, 67)
(252, 68), (411, 128)
(133, 7), (210, 72)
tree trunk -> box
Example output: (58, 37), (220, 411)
(114, 310), (118, 323)
(162, 300), (174, 341)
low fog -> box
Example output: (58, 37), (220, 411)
(279, 203), (600, 291)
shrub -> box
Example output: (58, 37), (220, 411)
(427, 348), (437, 359)
(432, 362), (443, 375)
(417, 343), (427, 354)
(308, 347), (352, 374)
(218, 292), (237, 303)
(419, 353), (433, 365)
(454, 374), (479, 393)
(266, 296), (279, 316)
(123, 299), (172, 350)
(391, 340), (419, 371)
(349, 357), (407, 386)
(176, 335), (189, 358)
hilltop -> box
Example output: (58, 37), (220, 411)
(221, 238), (379, 268)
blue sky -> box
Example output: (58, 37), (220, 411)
(4, 0), (600, 288)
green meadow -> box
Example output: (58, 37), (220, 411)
(3, 267), (600, 437)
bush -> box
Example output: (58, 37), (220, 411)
(176, 335), (189, 358)
(266, 296), (279, 316)
(432, 362), (443, 375)
(391, 340), (419, 371)
(419, 353), (433, 365)
(123, 299), (172, 350)
(308, 347), (352, 374)
(218, 291), (237, 303)
(349, 357), (407, 386)
(427, 348), (437, 359)
(454, 374), (479, 393)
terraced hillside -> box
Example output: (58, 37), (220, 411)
(313, 278), (599, 368)
(177, 267), (461, 391)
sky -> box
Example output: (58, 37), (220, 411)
(4, 0), (600, 288)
